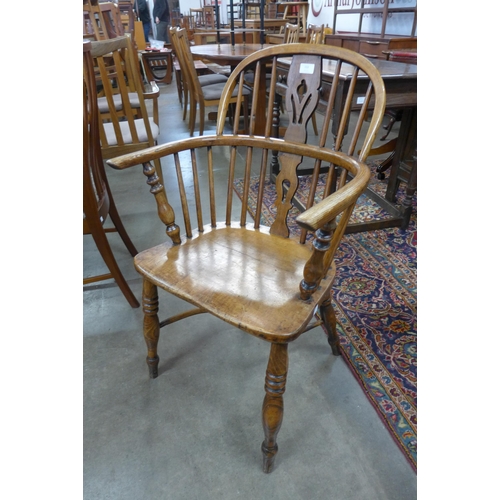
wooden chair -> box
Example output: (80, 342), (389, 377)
(83, 40), (139, 308)
(107, 44), (386, 472)
(305, 24), (324, 45)
(169, 28), (228, 122)
(83, 0), (112, 40)
(283, 23), (300, 43)
(84, 1), (160, 128)
(171, 27), (250, 136)
(305, 24), (325, 135)
(90, 36), (163, 180)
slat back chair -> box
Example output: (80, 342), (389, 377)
(84, 1), (160, 126)
(171, 27), (249, 136)
(90, 36), (163, 179)
(107, 44), (386, 472)
(83, 40), (139, 308)
(169, 27), (228, 122)
(283, 22), (300, 43)
(305, 23), (324, 45)
(83, 0), (112, 40)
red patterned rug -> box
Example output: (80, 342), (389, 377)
(234, 165), (417, 470)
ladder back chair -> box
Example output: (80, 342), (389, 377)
(83, 40), (139, 308)
(169, 27), (228, 122)
(283, 22), (300, 43)
(305, 23), (325, 45)
(107, 44), (386, 471)
(171, 27), (250, 136)
(90, 35), (163, 181)
(84, 1), (160, 128)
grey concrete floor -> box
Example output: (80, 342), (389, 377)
(83, 74), (416, 499)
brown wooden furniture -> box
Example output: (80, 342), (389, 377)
(84, 1), (160, 127)
(107, 43), (386, 473)
(282, 22), (300, 43)
(325, 33), (417, 60)
(233, 18), (288, 44)
(171, 28), (249, 136)
(83, 40), (139, 308)
(190, 43), (274, 134)
(274, 55), (417, 232)
(140, 48), (174, 85)
(276, 2), (309, 35)
(169, 29), (228, 122)
(90, 36), (163, 180)
(305, 23), (324, 45)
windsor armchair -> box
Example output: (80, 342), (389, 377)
(107, 44), (386, 471)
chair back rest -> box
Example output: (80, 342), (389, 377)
(170, 27), (203, 99)
(214, 43), (386, 244)
(99, 2), (126, 38)
(83, 0), (112, 40)
(83, 40), (110, 228)
(305, 24), (324, 45)
(90, 36), (155, 156)
(283, 23), (300, 44)
(108, 45), (386, 295)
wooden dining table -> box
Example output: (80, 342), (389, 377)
(190, 43), (272, 70)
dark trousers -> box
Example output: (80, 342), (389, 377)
(155, 20), (170, 42)
(142, 21), (151, 43)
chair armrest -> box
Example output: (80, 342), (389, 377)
(143, 81), (160, 99)
(296, 161), (371, 232)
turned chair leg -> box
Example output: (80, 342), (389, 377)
(261, 342), (289, 473)
(319, 296), (341, 356)
(143, 279), (160, 378)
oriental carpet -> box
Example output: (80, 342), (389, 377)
(233, 164), (417, 470)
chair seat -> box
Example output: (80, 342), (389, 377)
(201, 82), (251, 101)
(97, 93), (139, 112)
(102, 117), (159, 146)
(134, 225), (336, 341)
(198, 73), (228, 86)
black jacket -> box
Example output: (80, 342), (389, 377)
(153, 0), (169, 22)
(137, 0), (151, 23)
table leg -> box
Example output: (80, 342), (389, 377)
(386, 107), (417, 202)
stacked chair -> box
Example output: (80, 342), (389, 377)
(106, 44), (386, 471)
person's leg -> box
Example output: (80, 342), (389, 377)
(142, 21), (151, 43)
(156, 21), (169, 42)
